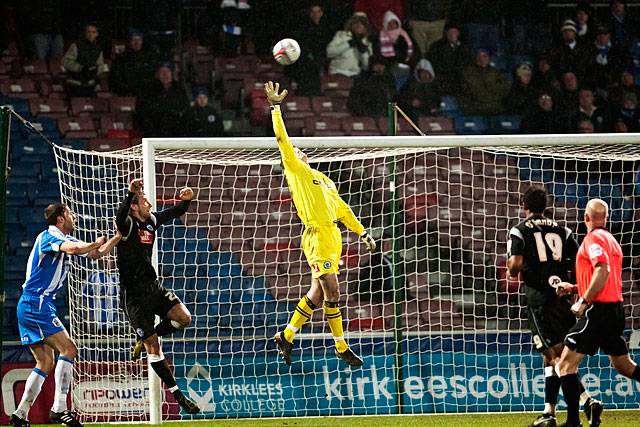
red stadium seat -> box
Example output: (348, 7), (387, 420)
(29, 98), (67, 118)
(311, 96), (350, 118)
(321, 74), (352, 98)
(303, 116), (342, 136)
(282, 96), (313, 119)
(378, 116), (420, 136)
(48, 58), (65, 77)
(58, 116), (98, 139)
(1, 78), (39, 99)
(70, 97), (110, 116)
(22, 59), (48, 75)
(418, 116), (455, 135)
(341, 116), (379, 136)
(109, 96), (136, 113)
(87, 138), (131, 152)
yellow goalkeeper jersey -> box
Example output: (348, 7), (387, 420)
(271, 106), (365, 236)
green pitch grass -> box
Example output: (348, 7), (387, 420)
(35, 410), (640, 426)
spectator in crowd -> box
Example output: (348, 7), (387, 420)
(185, 87), (225, 137)
(605, 0), (638, 50)
(613, 92), (640, 132)
(288, 3), (333, 96)
(550, 19), (591, 80)
(427, 22), (472, 96)
(136, 63), (190, 137)
(504, 0), (551, 56)
(609, 68), (640, 108)
(574, 1), (595, 44)
(454, 0), (504, 54)
(16, 0), (64, 59)
(62, 23), (108, 97)
(576, 117), (595, 132)
(133, 0), (180, 60)
(327, 13), (373, 77)
(110, 29), (158, 98)
(521, 92), (566, 134)
(218, 0), (251, 56)
(532, 52), (560, 94)
(354, 0), (403, 32)
(347, 56), (396, 117)
(586, 25), (630, 93)
(555, 71), (581, 122)
(406, 0), (451, 57)
(378, 10), (414, 88)
(460, 48), (510, 115)
(504, 63), (538, 115)
(572, 87), (612, 132)
(398, 59), (441, 122)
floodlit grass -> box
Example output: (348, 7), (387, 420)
(35, 410), (640, 426)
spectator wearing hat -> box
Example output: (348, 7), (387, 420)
(398, 58), (441, 122)
(572, 87), (612, 132)
(605, 0), (638, 50)
(459, 48), (510, 115)
(185, 87), (225, 137)
(550, 19), (592, 80)
(347, 55), (397, 117)
(504, 63), (538, 115)
(427, 21), (472, 96)
(136, 63), (190, 137)
(521, 92), (566, 134)
(327, 13), (373, 77)
(574, 1), (596, 44)
(586, 24), (630, 92)
(378, 10), (414, 89)
(354, 0), (404, 32)
(62, 23), (108, 97)
(609, 68), (640, 109)
(406, 0), (451, 57)
(110, 29), (158, 98)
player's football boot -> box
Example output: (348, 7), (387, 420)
(131, 339), (144, 360)
(174, 391), (201, 414)
(49, 410), (83, 427)
(558, 422), (582, 427)
(274, 331), (293, 365)
(9, 414), (30, 426)
(528, 413), (557, 427)
(335, 347), (364, 366)
(584, 398), (603, 427)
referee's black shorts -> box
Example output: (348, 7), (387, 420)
(120, 280), (182, 340)
(528, 297), (576, 352)
(564, 302), (628, 356)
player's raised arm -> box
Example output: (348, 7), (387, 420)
(335, 193), (376, 252)
(265, 81), (301, 169)
(87, 225), (122, 259)
(153, 187), (194, 225)
(116, 178), (142, 234)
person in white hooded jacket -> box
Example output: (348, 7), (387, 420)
(326, 13), (373, 77)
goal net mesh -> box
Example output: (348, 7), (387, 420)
(51, 138), (640, 422)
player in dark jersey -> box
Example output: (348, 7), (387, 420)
(507, 186), (601, 427)
(115, 178), (199, 414)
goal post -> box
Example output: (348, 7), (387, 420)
(52, 133), (640, 423)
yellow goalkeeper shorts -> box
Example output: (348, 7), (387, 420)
(301, 225), (342, 279)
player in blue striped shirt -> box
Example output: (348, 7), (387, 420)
(11, 203), (120, 427)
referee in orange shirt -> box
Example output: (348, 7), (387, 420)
(556, 199), (640, 427)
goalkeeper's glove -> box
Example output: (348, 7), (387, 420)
(360, 231), (376, 252)
(264, 80), (288, 106)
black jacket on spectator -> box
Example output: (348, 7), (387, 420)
(585, 40), (630, 91)
(110, 48), (158, 97)
(550, 41), (592, 80)
(521, 106), (566, 134)
(504, 76), (538, 116)
(572, 107), (612, 133)
(605, 9), (638, 49)
(185, 105), (225, 137)
(427, 35), (472, 96)
(347, 67), (397, 117)
(398, 59), (441, 122)
(136, 80), (189, 137)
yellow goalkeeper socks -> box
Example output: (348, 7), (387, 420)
(283, 296), (316, 343)
(324, 301), (348, 353)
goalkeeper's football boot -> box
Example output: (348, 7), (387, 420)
(274, 332), (293, 365)
(173, 390), (201, 414)
(131, 339), (144, 360)
(49, 410), (83, 427)
(558, 423), (582, 427)
(528, 413), (557, 427)
(335, 347), (364, 366)
(9, 414), (30, 427)
(584, 398), (603, 427)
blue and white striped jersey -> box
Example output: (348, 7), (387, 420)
(22, 225), (82, 299)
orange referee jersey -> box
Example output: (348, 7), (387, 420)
(575, 227), (623, 303)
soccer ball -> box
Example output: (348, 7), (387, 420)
(272, 38), (301, 66)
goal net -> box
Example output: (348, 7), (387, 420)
(51, 134), (640, 423)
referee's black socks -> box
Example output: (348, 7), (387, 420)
(560, 373), (581, 425)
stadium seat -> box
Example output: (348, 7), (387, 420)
(321, 74), (352, 98)
(310, 96), (349, 118)
(0, 78), (39, 99)
(29, 97), (68, 118)
(22, 59), (49, 75)
(304, 116), (342, 136)
(453, 116), (489, 135)
(418, 116), (455, 135)
(282, 97), (313, 120)
(58, 116), (98, 139)
(2, 97), (30, 115)
(489, 115), (522, 134)
(86, 138), (131, 152)
(109, 96), (136, 113)
(48, 57), (65, 77)
(100, 114), (134, 136)
(439, 95), (461, 117)
(378, 117), (419, 136)
(70, 97), (110, 116)
(341, 116), (379, 136)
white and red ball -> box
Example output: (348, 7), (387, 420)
(272, 38), (301, 66)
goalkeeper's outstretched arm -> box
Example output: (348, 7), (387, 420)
(265, 81), (302, 169)
(335, 195), (376, 252)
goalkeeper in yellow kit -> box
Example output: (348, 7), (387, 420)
(265, 81), (376, 367)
